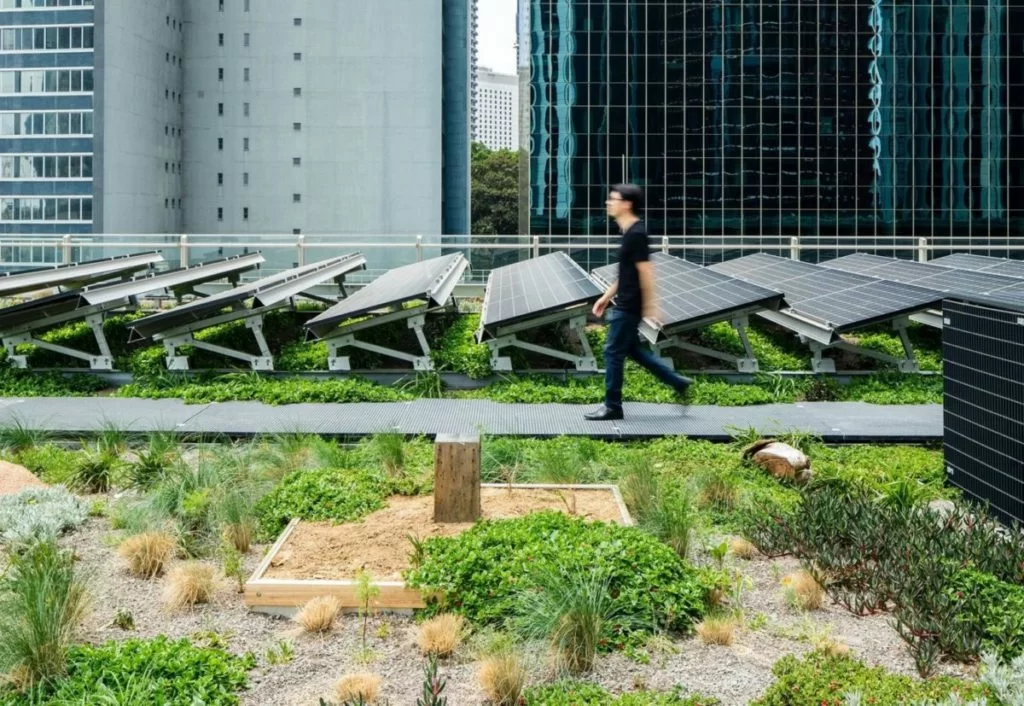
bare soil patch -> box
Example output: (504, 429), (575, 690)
(265, 487), (626, 581)
(0, 460), (46, 495)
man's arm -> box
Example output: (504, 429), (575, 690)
(637, 260), (659, 323)
(593, 281), (618, 317)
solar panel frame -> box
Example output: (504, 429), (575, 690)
(0, 251), (163, 297)
(130, 254), (366, 340)
(478, 252), (603, 337)
(708, 253), (943, 331)
(589, 252), (785, 339)
(305, 253), (467, 338)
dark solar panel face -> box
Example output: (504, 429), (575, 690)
(481, 252), (602, 328)
(943, 299), (1024, 525)
(709, 253), (941, 329)
(589, 252), (783, 330)
(307, 253), (463, 329)
(822, 254), (1024, 308)
(932, 253), (1024, 280)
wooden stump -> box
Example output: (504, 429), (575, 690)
(433, 432), (481, 523)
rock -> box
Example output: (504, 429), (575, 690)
(927, 499), (956, 521)
(0, 460), (47, 495)
(742, 439), (813, 484)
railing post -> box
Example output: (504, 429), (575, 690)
(415, 234), (423, 262)
(917, 237), (928, 263)
(61, 234), (72, 264)
(179, 234), (189, 267)
(789, 236), (800, 261)
(661, 235), (669, 254)
(296, 234), (305, 267)
(532, 235), (539, 259)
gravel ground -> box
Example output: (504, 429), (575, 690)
(57, 519), (976, 705)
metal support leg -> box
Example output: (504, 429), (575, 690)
(326, 314), (433, 371)
(808, 341), (837, 374)
(164, 314), (274, 371)
(245, 317), (274, 370)
(731, 316), (760, 373)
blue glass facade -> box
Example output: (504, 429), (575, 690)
(0, 0), (93, 238)
(526, 1), (1024, 262)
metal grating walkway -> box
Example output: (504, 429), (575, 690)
(0, 397), (942, 442)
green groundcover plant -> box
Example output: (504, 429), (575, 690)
(523, 682), (719, 706)
(404, 511), (713, 649)
(0, 636), (256, 706)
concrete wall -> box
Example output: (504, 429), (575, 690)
(182, 0), (446, 270)
(94, 0), (183, 234)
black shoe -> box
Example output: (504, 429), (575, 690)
(584, 405), (623, 421)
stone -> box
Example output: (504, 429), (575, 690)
(742, 439), (813, 484)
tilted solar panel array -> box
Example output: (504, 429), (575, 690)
(708, 253), (942, 330)
(479, 252), (602, 332)
(590, 252), (784, 332)
(931, 253), (1024, 280)
(822, 253), (1024, 310)
(943, 298), (1024, 525)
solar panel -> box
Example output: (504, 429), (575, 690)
(305, 253), (467, 338)
(130, 254), (366, 340)
(589, 252), (785, 335)
(708, 253), (942, 331)
(821, 253), (1024, 309)
(0, 251), (163, 297)
(480, 252), (602, 333)
(930, 253), (1024, 280)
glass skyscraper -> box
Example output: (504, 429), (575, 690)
(0, 0), (94, 242)
(523, 1), (1024, 264)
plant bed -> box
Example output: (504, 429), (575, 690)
(244, 483), (631, 616)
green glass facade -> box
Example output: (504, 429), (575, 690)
(523, 0), (1024, 264)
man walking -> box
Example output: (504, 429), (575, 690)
(585, 184), (693, 421)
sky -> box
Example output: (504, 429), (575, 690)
(477, 0), (518, 75)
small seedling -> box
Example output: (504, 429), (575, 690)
(416, 656), (448, 706)
(709, 540), (729, 569)
(376, 621), (392, 639)
(265, 639), (295, 665)
(355, 568), (380, 662)
(222, 543), (246, 594)
(112, 609), (135, 631)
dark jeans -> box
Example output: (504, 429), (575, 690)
(604, 307), (690, 411)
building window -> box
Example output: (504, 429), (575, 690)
(218, 137), (224, 150)
(243, 33), (250, 47)
(243, 207), (249, 220)
(217, 173), (223, 185)
(165, 198), (169, 208)
(218, 68), (224, 81)
(217, 207), (223, 221)
(293, 228), (301, 235)
(218, 103), (224, 116)
(293, 52), (302, 61)
(294, 18), (302, 26)
(243, 68), (250, 82)
(166, 52), (169, 62)
(293, 193), (301, 203)
(293, 122), (301, 132)
(218, 33), (224, 47)
(243, 102), (249, 117)
(164, 125), (168, 135)
(165, 162), (169, 172)
(243, 137), (249, 151)
(243, 172), (249, 186)
(293, 157), (301, 166)
(218, 0), (223, 11)
(293, 87), (301, 97)
(244, 0), (249, 10)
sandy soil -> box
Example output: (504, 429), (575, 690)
(265, 487), (628, 581)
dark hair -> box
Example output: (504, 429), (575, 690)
(610, 183), (644, 214)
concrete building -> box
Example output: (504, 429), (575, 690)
(474, 65), (517, 151)
(0, 0), (474, 269)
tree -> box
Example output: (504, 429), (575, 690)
(471, 142), (519, 236)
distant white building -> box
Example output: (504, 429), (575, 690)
(474, 66), (517, 151)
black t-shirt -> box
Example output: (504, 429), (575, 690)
(615, 220), (650, 316)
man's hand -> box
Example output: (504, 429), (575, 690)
(593, 296), (609, 318)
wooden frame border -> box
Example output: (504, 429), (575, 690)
(244, 483), (633, 616)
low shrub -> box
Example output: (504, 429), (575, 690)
(751, 650), (988, 706)
(430, 313), (492, 378)
(10, 444), (78, 486)
(118, 532), (177, 579)
(695, 614), (737, 646)
(478, 652), (527, 706)
(118, 374), (412, 405)
(253, 467), (387, 542)
(164, 562), (217, 609)
(4, 635), (256, 705)
(417, 614), (465, 658)
(295, 595), (343, 634)
(334, 673), (381, 705)
(523, 682), (719, 706)
(405, 512), (710, 649)
(782, 570), (825, 611)
(0, 487), (88, 547)
(0, 540), (89, 690)
(945, 569), (1024, 663)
